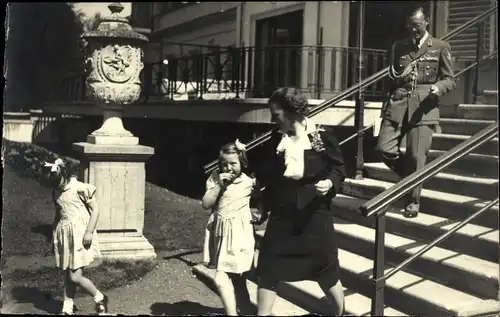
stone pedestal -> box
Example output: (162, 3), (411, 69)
(72, 142), (156, 260)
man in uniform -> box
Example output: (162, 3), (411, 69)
(377, 7), (456, 218)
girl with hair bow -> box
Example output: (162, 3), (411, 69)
(201, 139), (263, 315)
(44, 158), (109, 315)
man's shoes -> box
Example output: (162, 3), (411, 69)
(95, 294), (109, 315)
(403, 202), (419, 218)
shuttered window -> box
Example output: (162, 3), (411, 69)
(448, 0), (495, 60)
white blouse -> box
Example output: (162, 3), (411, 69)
(276, 118), (319, 180)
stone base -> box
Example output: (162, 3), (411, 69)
(72, 142), (155, 161)
(97, 235), (156, 260)
(87, 134), (139, 145)
(72, 141), (156, 261)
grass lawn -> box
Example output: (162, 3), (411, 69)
(2, 157), (211, 308)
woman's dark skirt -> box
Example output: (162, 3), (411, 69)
(256, 208), (340, 286)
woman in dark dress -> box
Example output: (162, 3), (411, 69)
(253, 88), (346, 315)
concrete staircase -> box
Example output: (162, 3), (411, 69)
(193, 98), (499, 316)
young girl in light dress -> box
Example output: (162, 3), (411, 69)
(201, 140), (263, 316)
(45, 158), (109, 315)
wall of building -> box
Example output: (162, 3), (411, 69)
(239, 1), (349, 98)
(153, 2), (237, 32)
(161, 20), (237, 57)
(148, 1), (351, 99)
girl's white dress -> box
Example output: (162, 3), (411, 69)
(52, 177), (100, 270)
(203, 171), (256, 274)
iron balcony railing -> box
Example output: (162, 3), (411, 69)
(52, 45), (387, 103)
(141, 45), (388, 101)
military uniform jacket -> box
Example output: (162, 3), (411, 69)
(381, 35), (456, 125)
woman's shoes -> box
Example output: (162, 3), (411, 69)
(61, 305), (78, 315)
(95, 294), (109, 315)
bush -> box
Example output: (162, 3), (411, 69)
(2, 138), (80, 184)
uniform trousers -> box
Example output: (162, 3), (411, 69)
(376, 113), (435, 205)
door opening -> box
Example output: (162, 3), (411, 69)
(254, 10), (304, 97)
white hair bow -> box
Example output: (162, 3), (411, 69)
(44, 158), (64, 172)
(234, 139), (246, 151)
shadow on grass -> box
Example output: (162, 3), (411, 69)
(4, 260), (157, 313)
(162, 249), (202, 267)
(9, 286), (62, 314)
(150, 301), (225, 316)
(31, 224), (53, 243)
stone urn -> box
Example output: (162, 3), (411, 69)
(81, 3), (148, 145)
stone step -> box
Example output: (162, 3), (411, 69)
(193, 258), (405, 316)
(438, 104), (461, 118)
(431, 133), (499, 156)
(340, 177), (499, 229)
(457, 104), (498, 120)
(332, 193), (498, 264)
(478, 90), (498, 105)
(438, 118), (495, 135)
(364, 162), (498, 200)
(253, 232), (494, 316)
(192, 263), (309, 316)
(329, 220), (499, 301)
(399, 148), (499, 178)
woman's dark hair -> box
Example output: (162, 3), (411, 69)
(268, 87), (310, 117)
(219, 142), (249, 171)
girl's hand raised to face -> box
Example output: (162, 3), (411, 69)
(218, 172), (236, 186)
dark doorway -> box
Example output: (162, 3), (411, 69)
(254, 10), (304, 97)
(347, 1), (433, 100)
(349, 1), (433, 51)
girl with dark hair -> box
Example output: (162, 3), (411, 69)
(253, 87), (346, 315)
(201, 140), (261, 316)
(45, 158), (108, 315)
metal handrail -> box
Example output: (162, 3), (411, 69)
(203, 49), (497, 174)
(357, 7), (498, 315)
(454, 50), (498, 77)
(202, 5), (498, 175)
(203, 66), (389, 173)
(377, 197), (499, 283)
(363, 122), (498, 316)
(254, 50), (497, 198)
(359, 121), (499, 217)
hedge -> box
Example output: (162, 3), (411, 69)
(2, 138), (80, 182)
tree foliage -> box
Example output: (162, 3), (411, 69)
(4, 3), (102, 111)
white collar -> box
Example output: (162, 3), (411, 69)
(61, 177), (77, 191)
(278, 117), (319, 136)
(416, 31), (429, 48)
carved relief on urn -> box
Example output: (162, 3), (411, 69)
(81, 3), (148, 144)
(82, 3), (148, 105)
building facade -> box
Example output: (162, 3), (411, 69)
(131, 1), (497, 100)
